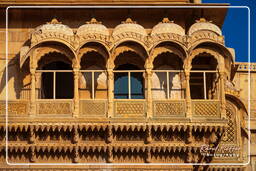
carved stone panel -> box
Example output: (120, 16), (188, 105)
(0, 101), (28, 116)
(114, 101), (146, 117)
(192, 100), (220, 118)
(37, 101), (72, 115)
(79, 100), (107, 117)
(222, 102), (237, 143)
(153, 100), (185, 117)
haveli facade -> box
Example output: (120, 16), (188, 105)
(0, 0), (255, 170)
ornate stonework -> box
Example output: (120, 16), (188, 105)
(188, 18), (222, 36)
(151, 18), (185, 36)
(0, 2), (252, 171)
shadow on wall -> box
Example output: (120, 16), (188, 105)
(0, 53), (26, 100)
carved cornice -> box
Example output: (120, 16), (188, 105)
(188, 30), (225, 47)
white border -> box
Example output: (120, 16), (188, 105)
(5, 5), (251, 166)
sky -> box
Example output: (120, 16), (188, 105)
(203, 0), (255, 62)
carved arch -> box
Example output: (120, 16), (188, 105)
(78, 46), (109, 62)
(185, 47), (225, 72)
(108, 41), (148, 69)
(150, 39), (187, 55)
(20, 41), (77, 69)
(146, 45), (186, 70)
(78, 40), (110, 53)
(226, 95), (248, 115)
(110, 38), (149, 54)
(189, 41), (234, 64)
(225, 96), (248, 143)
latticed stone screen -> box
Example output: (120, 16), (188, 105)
(192, 100), (220, 118)
(153, 100), (185, 117)
(114, 101), (146, 117)
(80, 100), (107, 116)
(222, 102), (237, 143)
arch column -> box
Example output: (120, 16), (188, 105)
(30, 68), (36, 116)
(146, 68), (153, 118)
(185, 70), (192, 118)
(73, 65), (80, 118)
(219, 71), (226, 119)
(107, 69), (114, 118)
(29, 53), (37, 116)
(184, 60), (192, 118)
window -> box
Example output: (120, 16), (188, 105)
(114, 64), (144, 99)
(190, 54), (219, 99)
(80, 70), (107, 99)
(40, 61), (74, 99)
(152, 51), (184, 99)
(152, 70), (184, 99)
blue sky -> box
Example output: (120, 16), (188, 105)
(203, 0), (255, 62)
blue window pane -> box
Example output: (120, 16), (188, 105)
(114, 72), (144, 99)
(131, 72), (144, 99)
(114, 73), (128, 99)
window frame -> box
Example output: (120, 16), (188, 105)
(113, 70), (145, 99)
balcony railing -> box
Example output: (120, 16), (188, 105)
(114, 99), (146, 118)
(1, 99), (222, 120)
(36, 99), (73, 116)
(192, 100), (220, 118)
(153, 100), (186, 117)
(79, 99), (107, 117)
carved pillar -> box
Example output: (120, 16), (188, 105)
(219, 71), (226, 119)
(35, 72), (41, 99)
(107, 69), (114, 118)
(146, 69), (153, 118)
(185, 71), (192, 118)
(73, 67), (80, 118)
(30, 68), (36, 115)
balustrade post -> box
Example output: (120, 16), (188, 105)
(30, 68), (36, 116)
(107, 69), (114, 118)
(146, 69), (153, 118)
(220, 71), (226, 119)
(185, 71), (192, 118)
(73, 68), (80, 118)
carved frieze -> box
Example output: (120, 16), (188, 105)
(37, 101), (72, 115)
